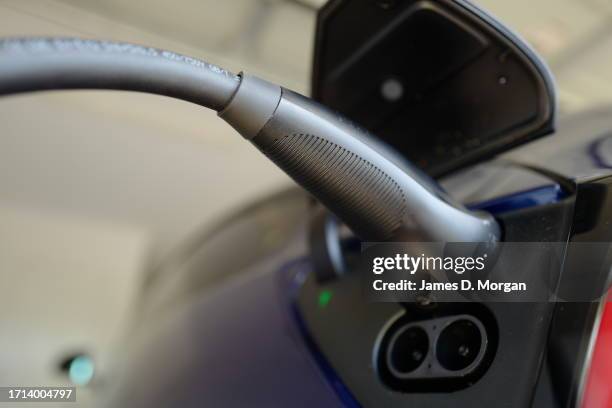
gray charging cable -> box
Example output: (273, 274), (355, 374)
(0, 37), (499, 243)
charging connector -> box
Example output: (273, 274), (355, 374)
(0, 37), (500, 244)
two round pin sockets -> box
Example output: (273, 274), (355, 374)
(376, 312), (497, 392)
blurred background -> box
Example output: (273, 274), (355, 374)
(1, 0), (612, 406)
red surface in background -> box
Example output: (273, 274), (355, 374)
(582, 292), (612, 408)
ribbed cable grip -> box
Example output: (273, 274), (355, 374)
(262, 133), (406, 240)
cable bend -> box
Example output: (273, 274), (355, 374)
(0, 36), (500, 244)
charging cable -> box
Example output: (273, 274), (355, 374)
(0, 37), (499, 243)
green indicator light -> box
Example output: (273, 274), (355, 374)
(318, 289), (333, 309)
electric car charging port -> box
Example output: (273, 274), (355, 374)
(376, 306), (497, 392)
